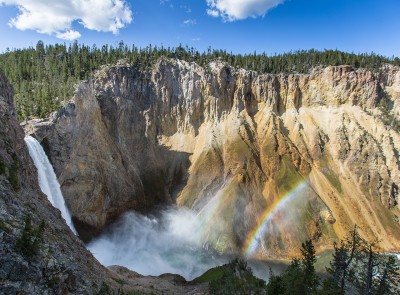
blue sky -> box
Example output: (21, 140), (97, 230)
(0, 0), (399, 56)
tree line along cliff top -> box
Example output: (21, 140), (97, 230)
(0, 40), (399, 120)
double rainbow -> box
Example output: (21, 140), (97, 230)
(243, 180), (309, 257)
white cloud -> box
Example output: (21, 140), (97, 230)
(1, 0), (132, 40)
(207, 9), (220, 17)
(206, 0), (284, 21)
(56, 30), (81, 41)
(183, 19), (196, 26)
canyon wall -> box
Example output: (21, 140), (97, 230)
(0, 70), (111, 293)
(1, 70), (205, 294)
(26, 59), (400, 258)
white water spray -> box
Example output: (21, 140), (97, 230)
(88, 208), (227, 280)
(24, 135), (77, 234)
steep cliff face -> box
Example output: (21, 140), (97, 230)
(0, 71), (112, 293)
(1, 70), (208, 294)
(26, 59), (400, 258)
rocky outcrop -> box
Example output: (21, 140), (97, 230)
(26, 59), (400, 258)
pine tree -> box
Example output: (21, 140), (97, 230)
(16, 215), (34, 258)
(375, 255), (400, 295)
(266, 268), (286, 295)
(16, 216), (46, 260)
(325, 241), (348, 295)
(301, 240), (319, 293)
(282, 258), (306, 295)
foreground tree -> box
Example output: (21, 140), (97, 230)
(266, 230), (399, 295)
(374, 255), (400, 295)
(325, 226), (363, 293)
(301, 240), (319, 293)
(266, 240), (319, 295)
(324, 226), (399, 295)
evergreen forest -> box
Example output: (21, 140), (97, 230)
(0, 40), (399, 120)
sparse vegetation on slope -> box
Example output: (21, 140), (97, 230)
(16, 215), (45, 260)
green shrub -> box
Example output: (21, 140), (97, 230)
(98, 282), (113, 295)
(0, 160), (5, 174)
(0, 219), (10, 233)
(0, 159), (20, 191)
(209, 258), (266, 295)
(16, 215), (45, 260)
(8, 162), (20, 191)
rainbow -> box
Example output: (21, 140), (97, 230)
(243, 180), (309, 257)
(195, 180), (232, 242)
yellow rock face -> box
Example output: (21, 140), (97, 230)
(28, 59), (400, 257)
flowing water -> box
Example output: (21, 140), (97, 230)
(24, 135), (77, 234)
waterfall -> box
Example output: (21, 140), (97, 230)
(24, 135), (77, 234)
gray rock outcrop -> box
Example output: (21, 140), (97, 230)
(0, 70), (113, 293)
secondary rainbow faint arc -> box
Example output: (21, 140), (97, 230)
(243, 179), (309, 257)
(196, 181), (231, 241)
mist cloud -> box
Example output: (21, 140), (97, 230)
(87, 208), (227, 280)
(1, 0), (132, 40)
